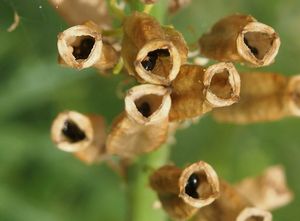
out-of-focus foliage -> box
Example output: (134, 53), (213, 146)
(0, 0), (299, 221)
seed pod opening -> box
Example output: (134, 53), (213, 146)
(204, 62), (240, 107)
(51, 111), (93, 152)
(237, 22), (280, 66)
(57, 24), (103, 69)
(135, 40), (181, 85)
(179, 161), (220, 208)
(51, 111), (106, 164)
(125, 84), (172, 125)
(61, 120), (87, 143)
(236, 208), (272, 221)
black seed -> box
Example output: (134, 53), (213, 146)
(141, 54), (157, 71)
(62, 120), (86, 143)
(141, 49), (170, 71)
(137, 102), (152, 118)
(244, 38), (258, 56)
(185, 173), (199, 198)
(72, 37), (95, 60)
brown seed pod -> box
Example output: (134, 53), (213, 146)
(106, 84), (171, 158)
(199, 14), (280, 67)
(57, 21), (118, 70)
(193, 181), (272, 221)
(122, 12), (188, 85)
(235, 165), (293, 211)
(149, 161), (220, 220)
(236, 207), (272, 221)
(51, 111), (107, 164)
(212, 73), (300, 124)
(48, 0), (111, 29)
(170, 62), (240, 121)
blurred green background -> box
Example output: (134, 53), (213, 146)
(0, 0), (299, 220)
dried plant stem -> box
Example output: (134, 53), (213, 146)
(126, 145), (170, 221)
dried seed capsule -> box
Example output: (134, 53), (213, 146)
(170, 62), (240, 121)
(51, 111), (107, 164)
(150, 161), (220, 220)
(236, 207), (272, 221)
(236, 165), (293, 210)
(57, 21), (118, 70)
(106, 84), (171, 158)
(199, 14), (280, 67)
(49, 0), (111, 29)
(212, 73), (300, 124)
(193, 182), (272, 221)
(122, 12), (188, 85)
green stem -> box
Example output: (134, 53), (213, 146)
(123, 2), (170, 221)
(109, 0), (126, 20)
(126, 145), (170, 221)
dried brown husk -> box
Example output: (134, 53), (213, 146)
(170, 62), (240, 121)
(106, 84), (171, 158)
(51, 111), (107, 164)
(150, 161), (220, 220)
(194, 182), (272, 221)
(236, 207), (272, 221)
(122, 12), (188, 85)
(199, 14), (280, 67)
(57, 21), (118, 70)
(235, 165), (293, 210)
(212, 73), (300, 124)
(48, 0), (111, 29)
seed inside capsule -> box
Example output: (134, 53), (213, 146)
(72, 36), (95, 60)
(62, 120), (86, 143)
(185, 173), (200, 198)
(141, 48), (170, 71)
(137, 102), (152, 118)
